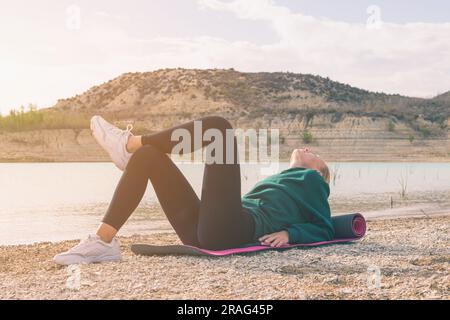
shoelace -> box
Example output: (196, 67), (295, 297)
(126, 124), (134, 136)
(106, 123), (134, 136)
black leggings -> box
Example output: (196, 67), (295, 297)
(102, 116), (256, 250)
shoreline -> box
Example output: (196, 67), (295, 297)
(1, 214), (449, 300)
(1, 128), (450, 164)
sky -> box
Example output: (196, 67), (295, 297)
(0, 0), (449, 114)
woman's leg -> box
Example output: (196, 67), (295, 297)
(101, 145), (201, 246)
(197, 153), (256, 250)
(194, 118), (255, 250)
(102, 116), (254, 249)
(100, 116), (236, 245)
(141, 116), (255, 250)
(140, 116), (233, 153)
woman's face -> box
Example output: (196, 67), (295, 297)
(290, 148), (326, 173)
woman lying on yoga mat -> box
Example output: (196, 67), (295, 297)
(54, 116), (333, 265)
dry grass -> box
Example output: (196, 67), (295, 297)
(0, 107), (89, 132)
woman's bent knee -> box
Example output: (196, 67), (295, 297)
(126, 145), (162, 171)
(202, 116), (233, 131)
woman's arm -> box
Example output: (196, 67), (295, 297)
(259, 221), (334, 247)
(285, 221), (334, 244)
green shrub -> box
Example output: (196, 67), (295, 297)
(302, 130), (314, 144)
(419, 126), (432, 138)
(0, 106), (89, 132)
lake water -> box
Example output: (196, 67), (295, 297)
(0, 162), (449, 245)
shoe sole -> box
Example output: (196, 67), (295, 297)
(90, 116), (126, 171)
(91, 116), (108, 148)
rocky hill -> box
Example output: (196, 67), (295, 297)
(434, 91), (450, 103)
(1, 69), (449, 162)
(54, 69), (449, 129)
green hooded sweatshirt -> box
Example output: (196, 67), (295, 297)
(242, 167), (335, 244)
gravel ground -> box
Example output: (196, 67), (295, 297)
(0, 215), (449, 300)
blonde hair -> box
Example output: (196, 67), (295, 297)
(319, 163), (331, 184)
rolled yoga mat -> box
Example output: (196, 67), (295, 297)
(131, 213), (366, 257)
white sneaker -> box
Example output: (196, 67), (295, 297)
(53, 235), (122, 265)
(90, 115), (134, 171)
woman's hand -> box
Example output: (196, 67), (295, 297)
(259, 231), (290, 248)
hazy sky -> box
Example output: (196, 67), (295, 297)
(1, 0), (449, 114)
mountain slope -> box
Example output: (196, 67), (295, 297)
(434, 91), (450, 102)
(1, 69), (449, 162)
(54, 68), (449, 132)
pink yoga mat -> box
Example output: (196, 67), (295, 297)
(131, 213), (366, 257)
